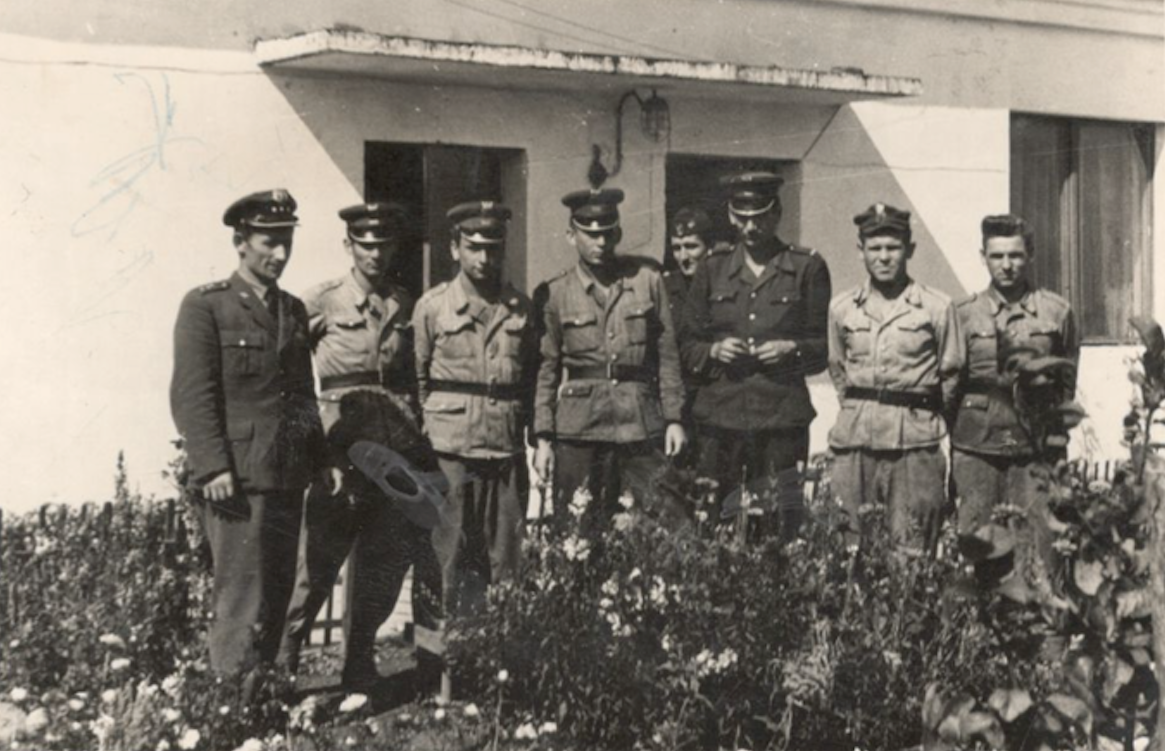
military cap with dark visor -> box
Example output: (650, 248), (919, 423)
(222, 189), (299, 229)
(447, 200), (511, 244)
(562, 188), (624, 232)
(853, 202), (912, 240)
(721, 171), (784, 217)
(339, 202), (408, 245)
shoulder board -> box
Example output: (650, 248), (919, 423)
(418, 281), (450, 303)
(915, 282), (952, 305)
(1036, 288), (1071, 310)
(545, 267), (574, 285)
(954, 292), (980, 308)
(302, 277), (345, 303)
(708, 242), (734, 256)
(786, 244), (817, 257)
(197, 280), (230, 294)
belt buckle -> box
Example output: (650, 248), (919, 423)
(606, 361), (615, 381)
(875, 387), (891, 404)
(486, 379), (500, 400)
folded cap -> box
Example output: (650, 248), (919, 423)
(339, 202), (408, 244)
(223, 189), (298, 229)
(721, 171), (783, 217)
(853, 202), (912, 240)
(447, 200), (512, 244)
(562, 188), (624, 232)
(670, 207), (713, 239)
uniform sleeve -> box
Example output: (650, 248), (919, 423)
(653, 274), (685, 424)
(290, 298), (328, 474)
(678, 260), (715, 378)
(303, 287), (327, 352)
(532, 282), (561, 439)
(170, 291), (230, 488)
(795, 255), (832, 376)
(411, 297), (435, 407)
(936, 299), (966, 421)
(826, 300), (848, 401)
(521, 300), (542, 444)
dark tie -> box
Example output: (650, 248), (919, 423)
(265, 287), (284, 348)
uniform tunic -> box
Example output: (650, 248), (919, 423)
(413, 273), (536, 617)
(171, 272), (324, 675)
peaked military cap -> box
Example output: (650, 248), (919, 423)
(223, 189), (298, 229)
(981, 213), (1033, 251)
(562, 188), (624, 232)
(670, 207), (713, 239)
(447, 200), (512, 244)
(721, 171), (783, 217)
(853, 202), (912, 240)
(339, 202), (408, 244)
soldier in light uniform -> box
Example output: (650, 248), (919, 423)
(171, 190), (328, 687)
(279, 202), (442, 691)
(951, 214), (1079, 535)
(413, 201), (536, 620)
(680, 173), (831, 537)
(827, 203), (964, 553)
(532, 188), (687, 529)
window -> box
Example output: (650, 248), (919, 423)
(1010, 115), (1155, 342)
(365, 143), (527, 296)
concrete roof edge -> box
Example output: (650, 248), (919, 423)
(254, 29), (924, 98)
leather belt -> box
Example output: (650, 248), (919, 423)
(567, 364), (653, 383)
(320, 371), (414, 392)
(428, 379), (524, 401)
(844, 386), (941, 411)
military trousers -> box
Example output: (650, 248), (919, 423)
(197, 489), (303, 677)
(431, 453), (526, 619)
(280, 461), (443, 680)
(696, 425), (809, 539)
(832, 445), (946, 554)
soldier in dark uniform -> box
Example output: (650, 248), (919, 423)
(680, 173), (832, 538)
(951, 214), (1079, 538)
(663, 207), (716, 317)
(278, 202), (442, 691)
(170, 189), (329, 685)
(413, 201), (535, 622)
(532, 188), (687, 530)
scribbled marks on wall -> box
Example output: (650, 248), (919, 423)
(71, 72), (205, 240)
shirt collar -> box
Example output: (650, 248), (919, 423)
(342, 269), (372, 310)
(726, 240), (793, 279)
(986, 284), (1037, 315)
(853, 278), (921, 307)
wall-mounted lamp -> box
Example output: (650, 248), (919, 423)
(588, 89), (671, 188)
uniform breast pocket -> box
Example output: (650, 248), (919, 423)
(381, 321), (413, 364)
(496, 316), (529, 360)
(966, 328), (997, 364)
(436, 314), (477, 360)
(1023, 320), (1062, 357)
(221, 330), (266, 375)
(709, 289), (738, 327)
(895, 316), (936, 357)
(622, 302), (655, 345)
(842, 320), (873, 359)
(561, 311), (600, 354)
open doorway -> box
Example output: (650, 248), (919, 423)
(365, 143), (527, 296)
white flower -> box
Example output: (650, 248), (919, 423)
(218, 705), (231, 716)
(157, 741), (171, 751)
(99, 634), (127, 650)
(567, 488), (592, 518)
(110, 657), (131, 671)
(617, 492), (635, 510)
(163, 708), (182, 723)
(628, 567), (642, 580)
(101, 689), (118, 704)
(89, 714), (115, 744)
(233, 740), (264, 751)
(563, 535), (590, 561)
(8, 640), (19, 650)
(344, 737), (356, 747)
(649, 576), (667, 606)
(599, 597), (614, 610)
(601, 577), (619, 596)
(177, 728), (201, 750)
(661, 634), (673, 652)
(162, 675), (182, 698)
(612, 513), (634, 532)
(434, 708), (446, 721)
(9, 688), (28, 702)
(497, 669), (510, 683)
(538, 721), (558, 735)
(68, 698), (85, 711)
(338, 693), (368, 713)
(463, 703), (480, 718)
(514, 722), (538, 740)
(695, 509), (709, 523)
(24, 708), (49, 734)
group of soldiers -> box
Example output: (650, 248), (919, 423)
(170, 171), (1078, 698)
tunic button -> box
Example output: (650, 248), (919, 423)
(748, 313), (756, 321)
(238, 339), (246, 346)
(608, 331), (615, 339)
(750, 292), (757, 299)
(781, 296), (788, 303)
(610, 353), (618, 361)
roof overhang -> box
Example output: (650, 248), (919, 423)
(255, 30), (921, 104)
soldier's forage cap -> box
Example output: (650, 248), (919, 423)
(562, 188), (624, 232)
(447, 200), (512, 244)
(339, 202), (408, 245)
(854, 202), (912, 240)
(223, 189), (298, 229)
(670, 207), (713, 240)
(981, 213), (1033, 251)
(721, 171), (783, 217)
